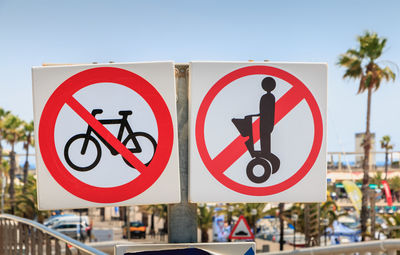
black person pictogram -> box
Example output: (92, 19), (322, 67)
(64, 109), (157, 171)
(232, 77), (280, 183)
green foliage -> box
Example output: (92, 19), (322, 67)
(0, 107), (11, 163)
(370, 172), (384, 185)
(280, 201), (342, 235)
(3, 114), (24, 149)
(145, 204), (168, 233)
(146, 204), (168, 221)
(0, 159), (9, 175)
(21, 121), (34, 148)
(0, 107), (38, 219)
(389, 176), (400, 191)
(197, 204), (215, 242)
(233, 203), (268, 228)
(381, 213), (400, 238)
(338, 31), (396, 94)
(14, 174), (50, 223)
(381, 135), (393, 151)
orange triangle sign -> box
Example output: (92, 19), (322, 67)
(229, 215), (255, 240)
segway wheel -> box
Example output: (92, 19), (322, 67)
(246, 158), (272, 183)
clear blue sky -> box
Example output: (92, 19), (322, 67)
(1, 0), (400, 155)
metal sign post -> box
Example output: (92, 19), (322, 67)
(168, 64), (198, 243)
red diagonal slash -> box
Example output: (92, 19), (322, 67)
(211, 86), (304, 174)
(66, 96), (147, 173)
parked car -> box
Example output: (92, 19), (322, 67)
(44, 214), (75, 227)
(51, 221), (89, 241)
(45, 215), (89, 228)
(123, 221), (146, 239)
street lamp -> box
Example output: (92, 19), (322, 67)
(291, 214), (298, 250)
(321, 218), (329, 246)
(251, 208), (257, 239)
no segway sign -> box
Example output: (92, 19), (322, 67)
(189, 62), (327, 203)
(32, 62), (180, 209)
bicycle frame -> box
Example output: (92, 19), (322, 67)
(80, 111), (141, 155)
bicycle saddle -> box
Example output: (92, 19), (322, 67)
(91, 109), (103, 115)
(119, 110), (132, 116)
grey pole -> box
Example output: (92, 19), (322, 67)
(168, 64), (198, 243)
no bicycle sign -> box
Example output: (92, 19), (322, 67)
(189, 62), (327, 203)
(32, 62), (180, 209)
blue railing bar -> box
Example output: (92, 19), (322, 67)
(0, 214), (107, 255)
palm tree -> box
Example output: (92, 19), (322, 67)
(15, 174), (49, 222)
(0, 108), (10, 164)
(197, 204), (215, 242)
(389, 176), (400, 202)
(21, 121), (34, 190)
(338, 31), (396, 240)
(283, 201), (341, 235)
(380, 135), (393, 180)
(370, 171), (384, 185)
(3, 114), (23, 214)
(381, 212), (400, 238)
(0, 159), (9, 214)
(145, 205), (158, 236)
(146, 204), (168, 236)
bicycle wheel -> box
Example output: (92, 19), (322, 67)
(122, 132), (157, 168)
(246, 157), (272, 183)
(64, 134), (102, 171)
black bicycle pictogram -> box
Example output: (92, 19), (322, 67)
(64, 109), (157, 172)
(232, 77), (280, 183)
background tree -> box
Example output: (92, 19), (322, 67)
(380, 135), (393, 180)
(338, 31), (396, 240)
(236, 203), (268, 235)
(282, 201), (341, 235)
(21, 120), (34, 190)
(15, 174), (49, 222)
(3, 114), (23, 214)
(0, 108), (10, 164)
(0, 159), (9, 214)
(370, 171), (384, 185)
(146, 204), (168, 236)
(389, 176), (400, 202)
(197, 204), (215, 242)
(382, 212), (400, 238)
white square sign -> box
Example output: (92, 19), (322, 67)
(115, 242), (256, 255)
(189, 62), (327, 203)
(32, 62), (180, 209)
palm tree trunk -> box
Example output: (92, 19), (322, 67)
(360, 87), (372, 241)
(149, 213), (155, 236)
(201, 228), (209, 242)
(163, 216), (168, 234)
(23, 141), (30, 191)
(279, 203), (285, 250)
(0, 141), (3, 164)
(8, 147), (16, 214)
(385, 149), (389, 180)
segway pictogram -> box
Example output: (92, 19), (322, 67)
(64, 109), (157, 171)
(193, 64), (325, 197)
(232, 77), (280, 183)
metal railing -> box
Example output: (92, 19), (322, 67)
(0, 214), (107, 255)
(261, 239), (400, 255)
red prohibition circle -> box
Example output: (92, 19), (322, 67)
(39, 67), (174, 203)
(195, 65), (323, 196)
